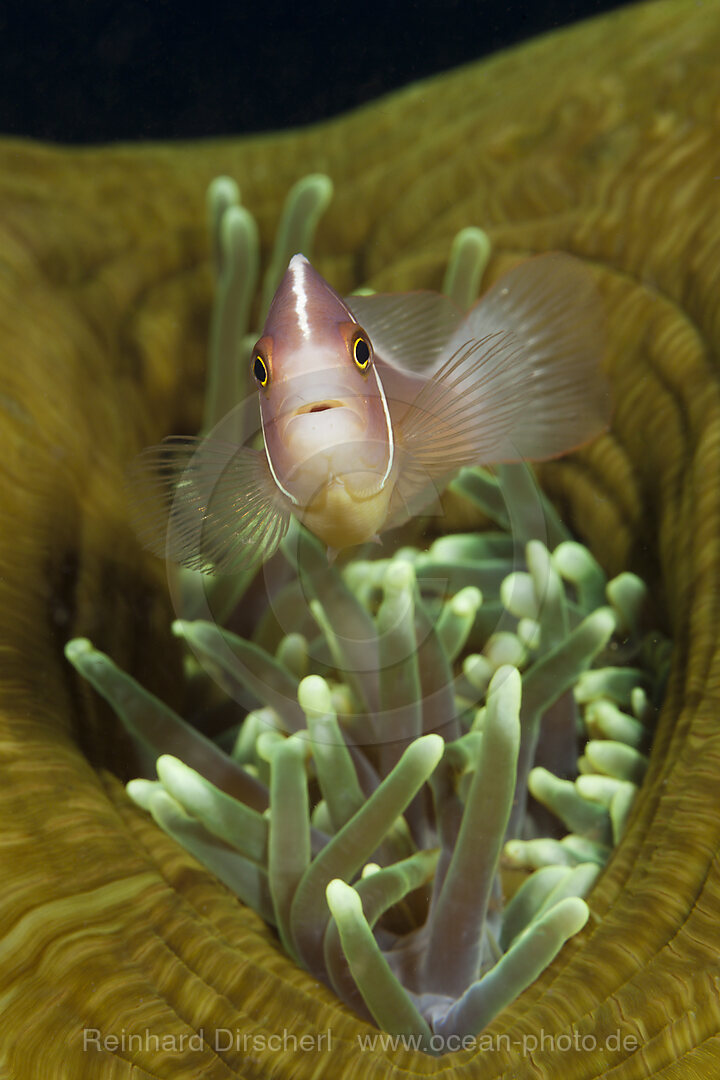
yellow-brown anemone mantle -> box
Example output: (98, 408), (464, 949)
(1, 1), (720, 1076)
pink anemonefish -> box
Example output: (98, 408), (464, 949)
(129, 252), (609, 573)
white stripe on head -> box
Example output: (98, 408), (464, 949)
(372, 364), (395, 488)
(289, 254), (311, 339)
(259, 408), (299, 505)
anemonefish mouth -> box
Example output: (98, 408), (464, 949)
(295, 400), (345, 415)
(281, 402), (367, 462)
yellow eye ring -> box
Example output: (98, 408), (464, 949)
(253, 354), (269, 387)
(353, 336), (371, 371)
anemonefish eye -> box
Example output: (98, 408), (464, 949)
(353, 335), (371, 371)
(253, 354), (269, 387)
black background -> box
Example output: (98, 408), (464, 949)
(2, 1), (631, 144)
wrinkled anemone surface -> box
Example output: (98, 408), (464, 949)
(4, 2), (720, 1076)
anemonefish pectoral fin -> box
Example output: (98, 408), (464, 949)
(391, 252), (611, 515)
(382, 447), (451, 533)
(127, 436), (292, 575)
(345, 290), (463, 373)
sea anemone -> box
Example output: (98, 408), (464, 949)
(65, 178), (667, 1053)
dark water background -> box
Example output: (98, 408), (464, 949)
(3, 0), (630, 143)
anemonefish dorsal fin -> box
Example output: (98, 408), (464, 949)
(345, 290), (463, 373)
(389, 252), (610, 520)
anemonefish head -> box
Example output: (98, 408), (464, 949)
(251, 255), (396, 545)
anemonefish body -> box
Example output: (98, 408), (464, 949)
(130, 253), (609, 572)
